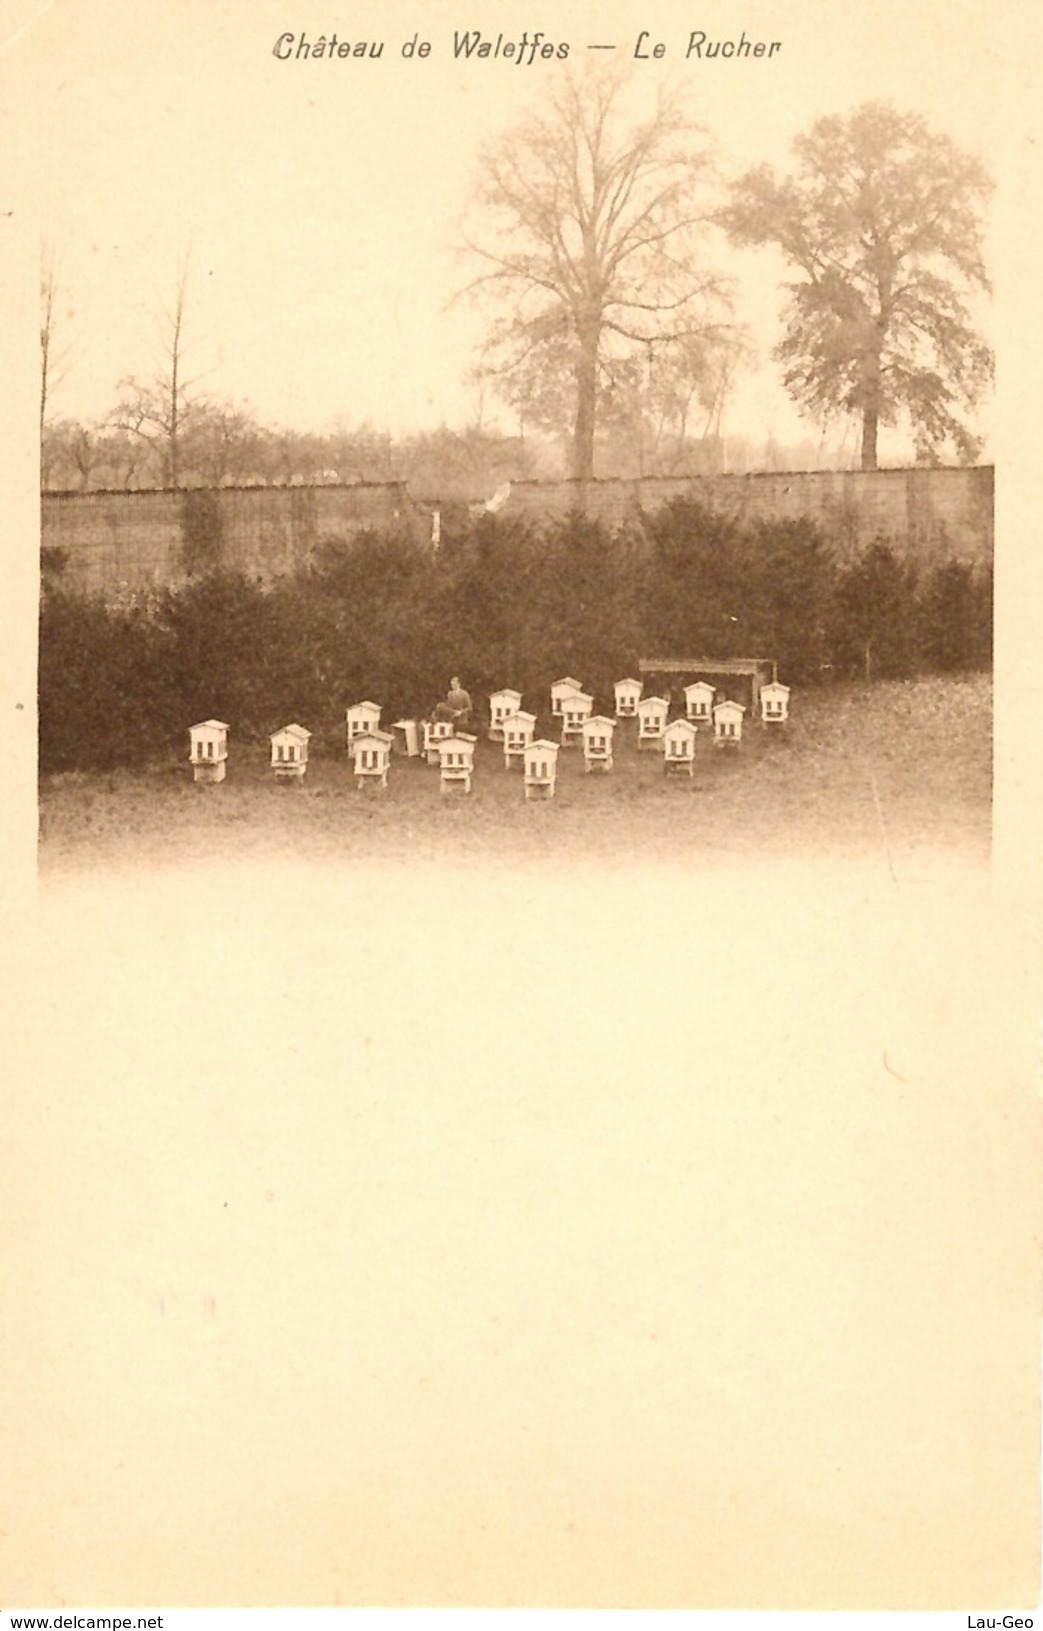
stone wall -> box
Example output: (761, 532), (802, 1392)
(41, 466), (993, 597)
(41, 482), (427, 595)
(497, 466), (994, 569)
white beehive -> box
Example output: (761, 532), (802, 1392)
(437, 732), (477, 794)
(613, 677), (643, 717)
(663, 717), (698, 776)
(354, 727), (394, 790)
(524, 738), (559, 800)
(346, 700), (382, 757)
(422, 717), (455, 764)
(581, 714), (616, 773)
(684, 681), (716, 725)
(502, 709), (537, 768)
(488, 688), (523, 740)
(270, 723), (311, 779)
(760, 681), (791, 726)
(189, 719), (229, 784)
(559, 690), (594, 745)
(713, 698), (745, 748)
(550, 677), (583, 717)
(637, 695), (669, 748)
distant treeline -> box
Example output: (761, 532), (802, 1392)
(41, 412), (869, 502)
(39, 499), (992, 773)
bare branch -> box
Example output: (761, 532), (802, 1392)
(458, 64), (733, 479)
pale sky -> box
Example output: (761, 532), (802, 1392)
(17, 0), (1022, 459)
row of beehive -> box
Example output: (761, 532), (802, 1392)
(343, 680), (791, 756)
(350, 700), (763, 764)
(189, 708), (767, 798)
(546, 690), (765, 748)
(348, 681), (792, 747)
(190, 719), (571, 797)
(521, 677), (790, 734)
(189, 720), (313, 783)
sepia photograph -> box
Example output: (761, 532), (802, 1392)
(3, 0), (1040, 1614)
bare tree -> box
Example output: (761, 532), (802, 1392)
(460, 67), (738, 482)
(178, 400), (269, 487)
(114, 254), (203, 488)
(41, 418), (106, 491)
(40, 244), (71, 436)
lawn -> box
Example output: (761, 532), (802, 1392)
(37, 672), (991, 875)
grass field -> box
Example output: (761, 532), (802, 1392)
(38, 671), (992, 873)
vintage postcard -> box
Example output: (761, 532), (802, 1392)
(2, 0), (1040, 1615)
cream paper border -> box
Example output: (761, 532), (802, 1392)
(2, 0), (1040, 1613)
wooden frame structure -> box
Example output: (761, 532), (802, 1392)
(640, 657), (776, 717)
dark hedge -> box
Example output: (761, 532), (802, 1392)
(39, 506), (992, 771)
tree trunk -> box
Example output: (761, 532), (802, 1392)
(860, 403), (879, 470)
(170, 380), (180, 489)
(570, 324), (599, 482)
(860, 319), (886, 471)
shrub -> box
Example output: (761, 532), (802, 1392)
(39, 589), (177, 771)
(918, 560), (992, 671)
(160, 569), (280, 740)
(831, 541), (920, 681)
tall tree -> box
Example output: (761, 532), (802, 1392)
(40, 244), (70, 437)
(723, 103), (993, 469)
(114, 254), (201, 487)
(461, 68), (737, 482)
